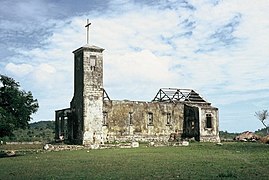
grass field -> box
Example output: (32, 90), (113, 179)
(0, 142), (268, 179)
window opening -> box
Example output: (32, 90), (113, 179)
(206, 114), (212, 128)
(103, 112), (108, 125)
(129, 112), (133, 125)
(167, 113), (171, 125)
(148, 112), (153, 125)
(90, 55), (96, 71)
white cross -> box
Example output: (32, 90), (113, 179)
(85, 19), (91, 44)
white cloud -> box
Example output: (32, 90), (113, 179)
(5, 63), (33, 76)
(106, 50), (172, 82)
(39, 63), (55, 74)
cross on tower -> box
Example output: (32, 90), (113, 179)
(85, 19), (91, 44)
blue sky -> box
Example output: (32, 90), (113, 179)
(0, 0), (268, 132)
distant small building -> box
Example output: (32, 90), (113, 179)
(55, 23), (220, 145)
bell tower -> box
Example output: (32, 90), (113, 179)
(70, 20), (104, 145)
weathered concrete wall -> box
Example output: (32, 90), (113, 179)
(57, 97), (219, 144)
(103, 100), (184, 142)
(69, 45), (105, 145)
(199, 107), (220, 142)
(102, 101), (220, 143)
(82, 47), (104, 145)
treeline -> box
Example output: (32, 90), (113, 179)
(219, 131), (239, 140)
(254, 128), (268, 136)
(0, 121), (55, 143)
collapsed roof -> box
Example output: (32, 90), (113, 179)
(152, 88), (208, 103)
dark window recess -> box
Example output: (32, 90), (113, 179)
(167, 113), (171, 125)
(206, 114), (212, 128)
(129, 112), (133, 125)
(103, 112), (108, 125)
(148, 112), (153, 125)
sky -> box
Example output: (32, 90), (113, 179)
(0, 0), (268, 132)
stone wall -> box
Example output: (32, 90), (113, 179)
(82, 48), (104, 145)
(199, 107), (220, 142)
(56, 100), (220, 144)
(103, 100), (184, 141)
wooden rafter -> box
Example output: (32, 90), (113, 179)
(152, 88), (207, 103)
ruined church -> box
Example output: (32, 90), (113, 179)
(55, 21), (220, 145)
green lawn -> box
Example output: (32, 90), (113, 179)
(0, 142), (268, 179)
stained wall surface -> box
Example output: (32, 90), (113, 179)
(199, 107), (220, 142)
(103, 100), (183, 142)
(70, 45), (105, 145)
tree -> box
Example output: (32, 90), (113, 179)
(0, 74), (39, 137)
(255, 110), (269, 134)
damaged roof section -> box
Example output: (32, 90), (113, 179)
(103, 89), (110, 101)
(152, 88), (208, 104)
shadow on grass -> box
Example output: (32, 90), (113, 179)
(0, 152), (23, 158)
(217, 171), (238, 178)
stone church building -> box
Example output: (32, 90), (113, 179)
(55, 23), (220, 145)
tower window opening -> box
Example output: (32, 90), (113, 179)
(90, 55), (96, 71)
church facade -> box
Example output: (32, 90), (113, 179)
(55, 33), (220, 145)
